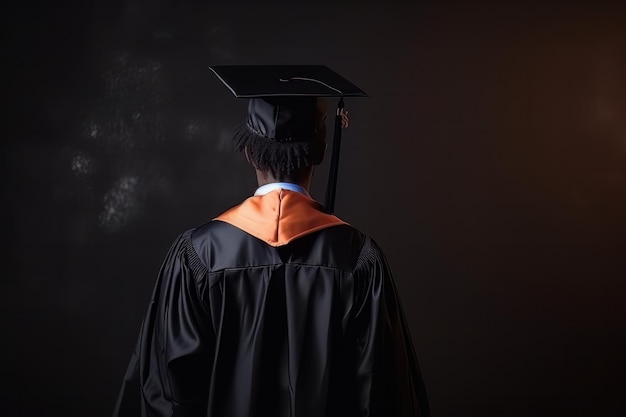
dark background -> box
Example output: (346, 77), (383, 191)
(3, 1), (625, 416)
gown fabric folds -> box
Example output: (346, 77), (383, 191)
(113, 190), (429, 417)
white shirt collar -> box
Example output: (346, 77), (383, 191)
(254, 182), (310, 197)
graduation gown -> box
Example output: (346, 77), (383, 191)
(113, 189), (429, 417)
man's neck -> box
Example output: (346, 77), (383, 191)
(255, 169), (312, 193)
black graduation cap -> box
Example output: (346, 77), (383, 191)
(209, 65), (368, 214)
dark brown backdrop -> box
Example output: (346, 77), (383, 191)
(3, 1), (625, 416)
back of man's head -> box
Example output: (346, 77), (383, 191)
(234, 97), (328, 180)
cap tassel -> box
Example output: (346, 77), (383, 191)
(324, 97), (346, 214)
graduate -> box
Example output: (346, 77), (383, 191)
(113, 65), (430, 417)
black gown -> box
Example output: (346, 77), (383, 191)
(113, 190), (429, 417)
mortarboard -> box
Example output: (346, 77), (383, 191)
(209, 65), (367, 214)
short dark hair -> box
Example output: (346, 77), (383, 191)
(233, 108), (327, 180)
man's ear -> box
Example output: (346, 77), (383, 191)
(311, 142), (326, 165)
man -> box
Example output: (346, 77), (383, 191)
(113, 65), (429, 417)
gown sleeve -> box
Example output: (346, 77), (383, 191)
(351, 236), (430, 417)
(113, 231), (214, 417)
